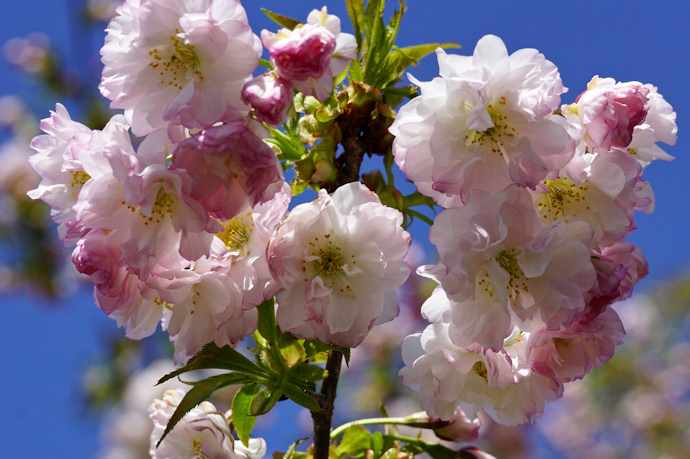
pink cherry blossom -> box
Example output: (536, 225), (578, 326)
(27, 104), (128, 246)
(170, 120), (284, 221)
(400, 323), (562, 426)
(241, 72), (294, 127)
(533, 148), (649, 247)
(390, 35), (574, 206)
(421, 187), (597, 350)
(267, 182), (410, 348)
(149, 389), (267, 458)
(527, 307), (625, 383)
(100, 0), (262, 135)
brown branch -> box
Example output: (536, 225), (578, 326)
(311, 350), (343, 459)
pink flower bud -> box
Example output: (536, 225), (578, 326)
(433, 409), (482, 442)
(241, 72), (294, 127)
(574, 77), (650, 150)
(265, 24), (336, 81)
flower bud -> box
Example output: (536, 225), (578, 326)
(242, 72), (294, 127)
(265, 24), (336, 81)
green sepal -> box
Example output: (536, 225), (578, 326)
(371, 431), (384, 457)
(261, 8), (301, 30)
(231, 384), (261, 447)
(156, 373), (253, 446)
(156, 343), (267, 385)
(335, 425), (371, 458)
(250, 386), (283, 416)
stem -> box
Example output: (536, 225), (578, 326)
(330, 416), (415, 439)
(311, 350), (343, 459)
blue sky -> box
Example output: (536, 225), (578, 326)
(1, 1), (689, 457)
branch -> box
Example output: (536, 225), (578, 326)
(311, 350), (343, 459)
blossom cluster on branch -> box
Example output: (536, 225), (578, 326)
(25, 0), (677, 457)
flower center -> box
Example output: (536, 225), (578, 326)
(315, 248), (345, 277)
(537, 178), (589, 223)
(472, 361), (488, 382)
(304, 233), (360, 295)
(148, 31), (203, 90)
(496, 248), (528, 300)
(69, 170), (90, 188)
(464, 97), (516, 153)
(216, 213), (254, 258)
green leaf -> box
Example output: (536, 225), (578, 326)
(371, 431), (384, 457)
(335, 425), (372, 458)
(156, 343), (267, 385)
(250, 387), (283, 415)
(156, 373), (251, 446)
(256, 299), (277, 346)
(282, 382), (321, 412)
(261, 8), (301, 30)
(267, 128), (308, 161)
(280, 438), (309, 459)
(231, 384), (261, 447)
(288, 363), (328, 382)
(345, 0), (364, 52)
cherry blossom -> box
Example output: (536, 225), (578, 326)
(267, 182), (410, 348)
(100, 0), (262, 135)
(390, 35), (574, 206)
(149, 389), (266, 458)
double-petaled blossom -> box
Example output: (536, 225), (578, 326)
(170, 120), (284, 221)
(261, 7), (356, 101)
(421, 186), (597, 351)
(72, 228), (164, 339)
(390, 35), (574, 207)
(149, 389), (266, 458)
(400, 323), (562, 426)
(267, 182), (410, 348)
(532, 148), (651, 248)
(563, 76), (650, 151)
(100, 0), (262, 135)
(27, 104), (127, 245)
(75, 129), (221, 280)
(526, 307), (625, 384)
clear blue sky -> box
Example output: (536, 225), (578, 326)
(1, 1), (689, 457)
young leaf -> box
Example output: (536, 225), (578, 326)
(156, 343), (267, 385)
(335, 425), (372, 458)
(303, 340), (351, 366)
(256, 299), (277, 346)
(261, 8), (301, 30)
(371, 431), (384, 457)
(156, 373), (252, 446)
(345, 0), (364, 52)
(288, 362), (328, 382)
(282, 382), (321, 412)
(231, 384), (261, 447)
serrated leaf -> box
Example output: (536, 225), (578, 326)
(231, 384), (261, 447)
(335, 425), (371, 458)
(261, 8), (301, 30)
(288, 363), (328, 382)
(157, 343), (266, 385)
(256, 299), (277, 346)
(282, 382), (321, 412)
(250, 387), (283, 415)
(303, 340), (351, 366)
(156, 373), (251, 446)
(345, 0), (364, 52)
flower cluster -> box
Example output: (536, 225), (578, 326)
(396, 35), (676, 426)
